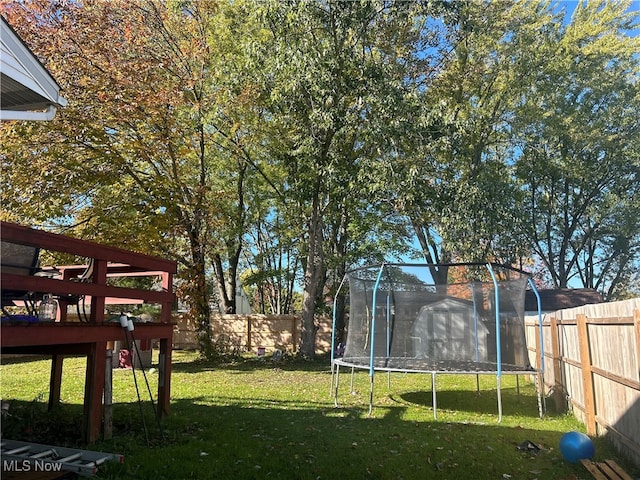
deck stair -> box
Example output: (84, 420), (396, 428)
(1, 439), (123, 476)
(581, 459), (633, 480)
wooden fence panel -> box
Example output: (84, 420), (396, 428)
(525, 299), (640, 468)
(172, 313), (333, 354)
(590, 323), (638, 380)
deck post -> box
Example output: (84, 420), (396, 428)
(104, 349), (113, 440)
(83, 341), (107, 443)
(158, 337), (172, 417)
(48, 354), (64, 410)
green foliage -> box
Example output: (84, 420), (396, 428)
(1, 0), (638, 360)
(513, 0), (640, 297)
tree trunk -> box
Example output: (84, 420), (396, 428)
(190, 241), (214, 358)
(299, 197), (324, 358)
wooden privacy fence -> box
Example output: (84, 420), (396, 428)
(525, 299), (640, 467)
(173, 313), (333, 354)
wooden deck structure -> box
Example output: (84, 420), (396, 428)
(0, 221), (176, 443)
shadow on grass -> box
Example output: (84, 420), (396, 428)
(397, 388), (544, 418)
(0, 354), (73, 365)
(170, 353), (332, 375)
(97, 399), (636, 479)
(2, 399), (637, 479)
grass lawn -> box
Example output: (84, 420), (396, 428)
(0, 351), (637, 479)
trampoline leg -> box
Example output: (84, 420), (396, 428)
(516, 375), (520, 400)
(496, 375), (503, 423)
(535, 372), (545, 418)
(431, 373), (437, 420)
(350, 366), (355, 394)
(333, 364), (341, 407)
(476, 374), (480, 395)
(368, 375), (374, 416)
(330, 362), (335, 397)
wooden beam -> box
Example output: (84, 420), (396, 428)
(48, 354), (64, 410)
(1, 273), (174, 305)
(83, 342), (107, 444)
(157, 338), (172, 417)
(581, 459), (633, 480)
(104, 349), (113, 441)
(90, 259), (107, 324)
(1, 221), (176, 273)
(1, 323), (173, 348)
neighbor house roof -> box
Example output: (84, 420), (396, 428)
(1, 15), (67, 121)
(524, 288), (603, 312)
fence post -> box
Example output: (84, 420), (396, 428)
(291, 316), (298, 353)
(577, 314), (596, 435)
(550, 317), (565, 412)
(247, 316), (252, 352)
(634, 310), (640, 383)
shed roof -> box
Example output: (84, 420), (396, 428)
(524, 288), (603, 312)
(1, 15), (67, 121)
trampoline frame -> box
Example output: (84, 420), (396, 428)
(330, 262), (546, 421)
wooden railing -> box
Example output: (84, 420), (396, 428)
(0, 221), (177, 443)
(1, 221), (175, 324)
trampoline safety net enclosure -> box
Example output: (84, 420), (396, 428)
(331, 263), (544, 419)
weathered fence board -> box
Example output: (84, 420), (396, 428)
(525, 298), (640, 468)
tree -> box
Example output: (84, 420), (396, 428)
(388, 1), (557, 274)
(1, 0), (270, 355)
(249, 1), (441, 357)
(514, 0), (640, 298)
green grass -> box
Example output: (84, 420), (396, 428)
(1, 351), (637, 479)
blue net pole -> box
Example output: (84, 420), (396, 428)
(370, 264), (386, 378)
(486, 263), (503, 422)
(331, 274), (348, 366)
(368, 264), (386, 413)
(386, 294), (391, 360)
(486, 264), (502, 376)
(330, 274), (348, 397)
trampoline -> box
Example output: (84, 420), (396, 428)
(330, 262), (545, 420)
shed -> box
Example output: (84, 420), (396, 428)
(412, 297), (489, 361)
(524, 288), (603, 314)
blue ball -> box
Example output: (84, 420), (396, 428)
(559, 431), (595, 463)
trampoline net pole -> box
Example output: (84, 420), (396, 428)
(528, 277), (546, 417)
(330, 275), (348, 397)
(367, 264), (386, 415)
(487, 263), (503, 422)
